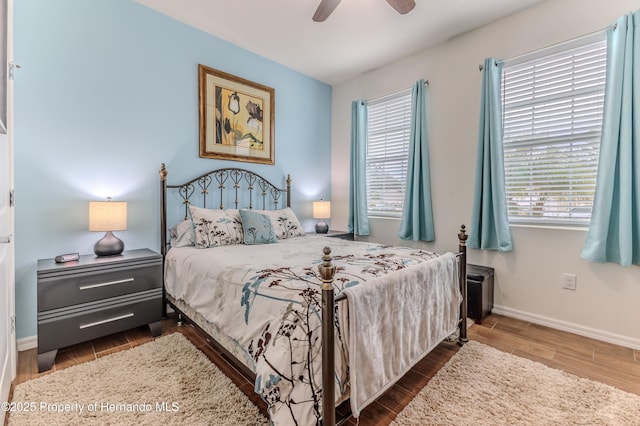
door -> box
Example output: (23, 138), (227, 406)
(0, 0), (15, 419)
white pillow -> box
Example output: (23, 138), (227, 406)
(169, 219), (196, 248)
(254, 207), (305, 240)
(189, 206), (244, 248)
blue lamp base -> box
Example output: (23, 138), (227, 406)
(315, 220), (329, 234)
(94, 231), (125, 256)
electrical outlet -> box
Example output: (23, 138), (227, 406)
(563, 273), (577, 290)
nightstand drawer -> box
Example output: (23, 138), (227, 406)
(38, 263), (161, 311)
(38, 289), (162, 353)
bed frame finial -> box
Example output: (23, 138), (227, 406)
(319, 246), (336, 289)
(458, 224), (467, 246)
(159, 163), (167, 181)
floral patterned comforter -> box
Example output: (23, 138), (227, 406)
(164, 236), (457, 426)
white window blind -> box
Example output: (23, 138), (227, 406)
(502, 37), (607, 226)
(366, 89), (411, 217)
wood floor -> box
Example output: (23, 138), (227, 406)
(8, 313), (640, 426)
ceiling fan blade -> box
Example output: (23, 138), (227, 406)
(313, 0), (342, 22)
(386, 0), (416, 15)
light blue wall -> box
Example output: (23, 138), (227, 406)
(13, 0), (332, 339)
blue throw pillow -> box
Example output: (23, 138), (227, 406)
(240, 209), (278, 245)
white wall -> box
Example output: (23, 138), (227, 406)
(331, 0), (640, 348)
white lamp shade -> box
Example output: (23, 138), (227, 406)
(89, 201), (127, 232)
(312, 200), (331, 219)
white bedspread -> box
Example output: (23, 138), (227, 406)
(342, 252), (460, 417)
(164, 236), (460, 425)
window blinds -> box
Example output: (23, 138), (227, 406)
(502, 38), (607, 225)
(366, 89), (412, 217)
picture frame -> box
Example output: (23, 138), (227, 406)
(199, 64), (275, 164)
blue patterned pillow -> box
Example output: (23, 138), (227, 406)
(239, 209), (277, 245)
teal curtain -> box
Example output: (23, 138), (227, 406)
(468, 58), (513, 251)
(348, 100), (370, 235)
(582, 11), (640, 266)
(398, 79), (435, 241)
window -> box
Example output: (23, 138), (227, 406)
(366, 89), (411, 217)
(502, 35), (607, 226)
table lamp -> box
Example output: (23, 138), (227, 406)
(312, 200), (331, 234)
(89, 197), (127, 256)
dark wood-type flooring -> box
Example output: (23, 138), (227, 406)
(8, 313), (640, 426)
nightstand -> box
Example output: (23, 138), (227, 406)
(36, 248), (163, 372)
(307, 230), (354, 241)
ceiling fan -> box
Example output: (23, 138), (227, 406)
(312, 0), (416, 22)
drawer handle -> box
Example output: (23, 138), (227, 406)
(79, 278), (134, 290)
(79, 313), (134, 329)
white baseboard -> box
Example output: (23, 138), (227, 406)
(17, 335), (37, 352)
(492, 305), (640, 350)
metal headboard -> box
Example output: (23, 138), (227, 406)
(159, 163), (291, 257)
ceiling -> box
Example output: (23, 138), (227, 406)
(134, 0), (545, 85)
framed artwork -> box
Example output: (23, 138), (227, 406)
(199, 64), (275, 164)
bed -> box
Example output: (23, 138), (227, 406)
(159, 164), (468, 426)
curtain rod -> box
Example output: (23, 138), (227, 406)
(478, 24), (613, 71)
(369, 79), (429, 103)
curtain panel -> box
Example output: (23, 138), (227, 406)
(348, 99), (370, 236)
(468, 58), (513, 251)
(582, 10), (640, 266)
(398, 79), (435, 241)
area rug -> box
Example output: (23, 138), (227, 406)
(392, 341), (640, 425)
(9, 333), (268, 426)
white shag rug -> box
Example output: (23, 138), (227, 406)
(392, 340), (640, 425)
(9, 333), (268, 426)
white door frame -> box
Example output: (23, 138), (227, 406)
(0, 0), (16, 421)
